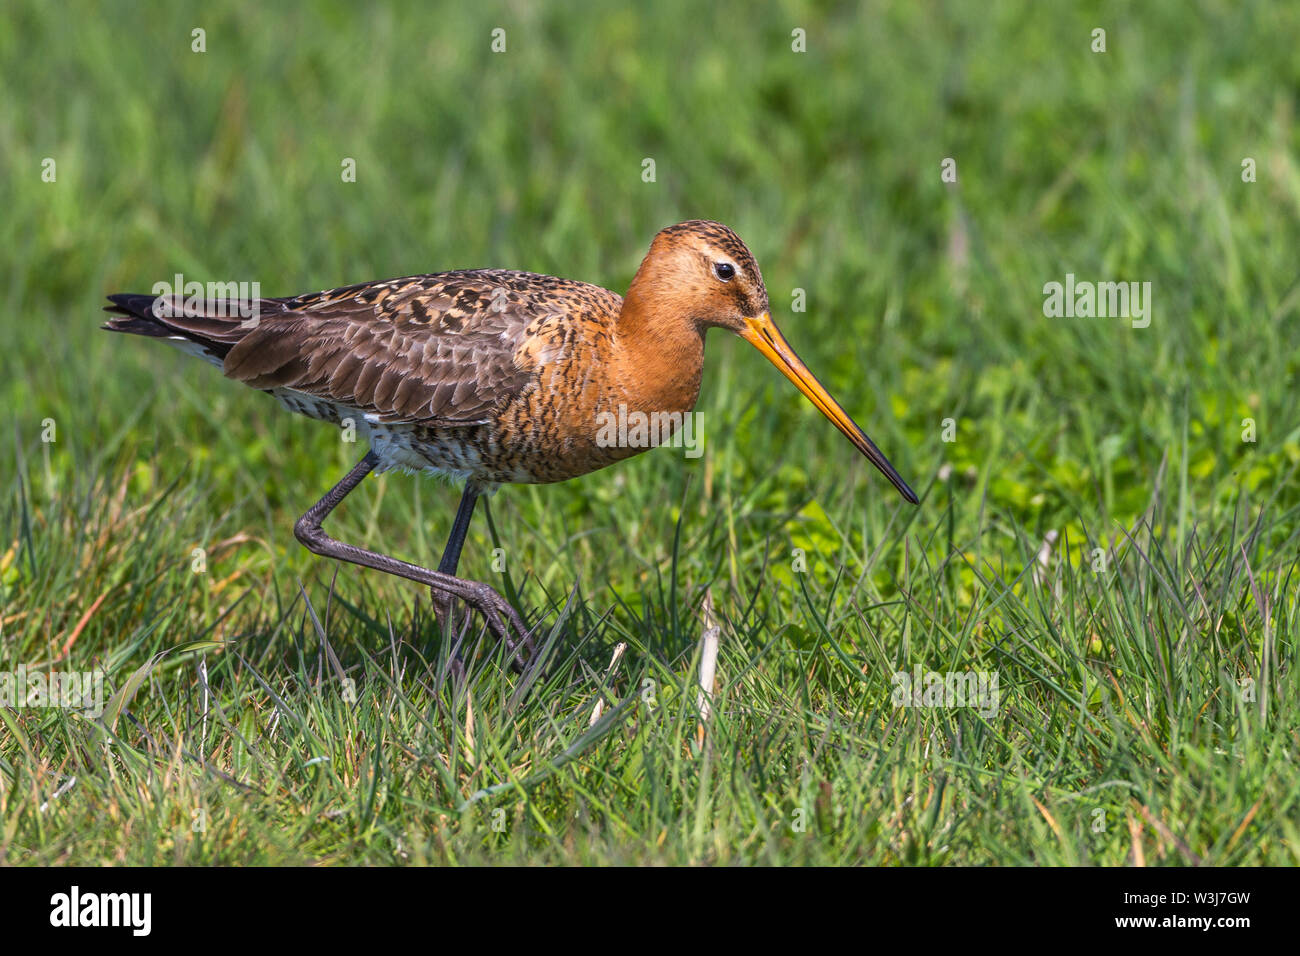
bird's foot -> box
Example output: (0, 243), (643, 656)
(430, 589), (457, 630)
(431, 583), (536, 673)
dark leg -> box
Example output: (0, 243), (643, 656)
(438, 484), (480, 575)
(294, 452), (533, 668)
(430, 483), (480, 629)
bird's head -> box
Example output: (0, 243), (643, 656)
(629, 219), (918, 504)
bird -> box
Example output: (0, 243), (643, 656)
(103, 220), (918, 668)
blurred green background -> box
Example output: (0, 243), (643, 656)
(1, 0), (1298, 865)
(4, 0), (1298, 531)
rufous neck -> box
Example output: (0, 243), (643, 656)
(613, 275), (706, 415)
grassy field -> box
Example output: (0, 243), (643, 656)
(2, 0), (1299, 865)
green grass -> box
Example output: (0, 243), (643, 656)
(2, 0), (1299, 865)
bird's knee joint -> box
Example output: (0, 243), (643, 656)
(294, 516), (325, 552)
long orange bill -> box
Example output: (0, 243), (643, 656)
(741, 313), (919, 505)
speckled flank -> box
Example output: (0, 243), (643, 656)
(103, 221), (767, 486)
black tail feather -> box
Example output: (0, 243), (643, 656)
(102, 293), (173, 336)
(101, 291), (275, 359)
(104, 292), (165, 318)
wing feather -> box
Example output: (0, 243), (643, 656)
(107, 270), (622, 427)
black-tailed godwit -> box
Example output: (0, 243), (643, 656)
(104, 220), (918, 666)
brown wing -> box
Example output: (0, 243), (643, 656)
(224, 273), (541, 425)
(114, 270), (621, 426)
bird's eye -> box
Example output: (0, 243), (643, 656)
(714, 262), (736, 281)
